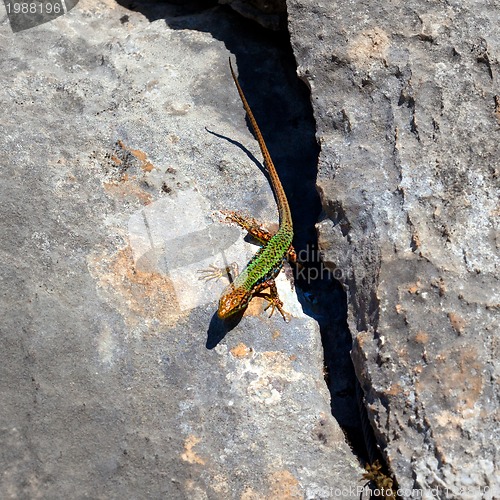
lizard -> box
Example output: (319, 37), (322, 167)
(202, 58), (295, 321)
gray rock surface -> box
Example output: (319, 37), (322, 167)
(0, 0), (364, 498)
(288, 0), (499, 497)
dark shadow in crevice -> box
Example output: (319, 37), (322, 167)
(116, 0), (380, 470)
(115, 0), (318, 249)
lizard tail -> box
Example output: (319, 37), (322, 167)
(229, 58), (293, 231)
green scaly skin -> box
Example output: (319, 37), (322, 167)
(217, 60), (294, 321)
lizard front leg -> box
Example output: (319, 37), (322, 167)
(197, 262), (239, 283)
(222, 211), (297, 265)
(220, 210), (274, 245)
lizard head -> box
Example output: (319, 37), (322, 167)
(217, 286), (251, 319)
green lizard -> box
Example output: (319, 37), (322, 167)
(205, 59), (295, 321)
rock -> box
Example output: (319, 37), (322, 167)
(0, 1), (364, 497)
(288, 0), (499, 497)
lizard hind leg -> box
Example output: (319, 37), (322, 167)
(255, 280), (290, 322)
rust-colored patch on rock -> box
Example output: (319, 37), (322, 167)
(418, 347), (484, 414)
(414, 331), (429, 344)
(99, 140), (157, 204)
(347, 28), (390, 67)
(431, 276), (447, 296)
(230, 343), (252, 358)
(387, 383), (403, 396)
(119, 140), (157, 173)
(448, 312), (466, 334)
(103, 181), (152, 205)
(408, 280), (422, 294)
(267, 470), (302, 499)
(452, 349), (483, 410)
(181, 435), (205, 465)
(241, 487), (261, 500)
(88, 245), (182, 329)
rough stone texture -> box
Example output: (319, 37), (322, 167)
(288, 0), (499, 497)
(0, 0), (364, 498)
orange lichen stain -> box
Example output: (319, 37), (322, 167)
(411, 230), (421, 249)
(267, 470), (302, 499)
(387, 383), (402, 396)
(272, 330), (281, 340)
(230, 343), (252, 358)
(262, 351), (281, 359)
(431, 277), (447, 296)
(108, 140), (157, 177)
(454, 349), (483, 410)
(432, 411), (463, 444)
(210, 474), (230, 496)
(414, 331), (429, 344)
(448, 312), (466, 334)
(355, 333), (365, 350)
(101, 140), (158, 204)
(121, 142), (157, 173)
(347, 27), (390, 67)
(103, 181), (152, 205)
(88, 245), (182, 329)
(110, 154), (122, 165)
(241, 487), (261, 500)
(181, 435), (205, 465)
(418, 347), (483, 413)
(129, 147), (146, 162)
(408, 280), (422, 294)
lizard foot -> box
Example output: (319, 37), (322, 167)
(263, 295), (290, 322)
